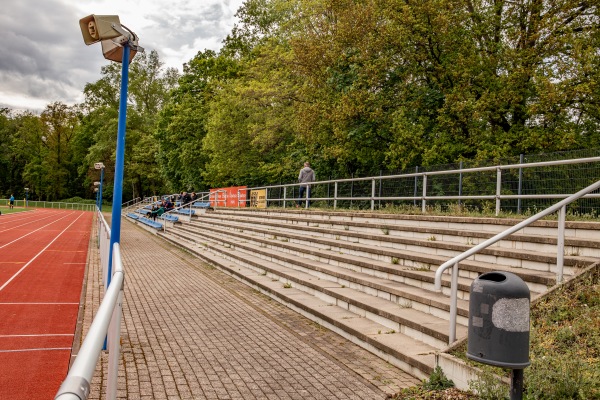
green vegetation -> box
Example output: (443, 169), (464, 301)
(1, 0), (598, 203)
(0, 207), (28, 214)
(426, 266), (600, 400)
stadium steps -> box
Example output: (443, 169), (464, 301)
(151, 208), (597, 381)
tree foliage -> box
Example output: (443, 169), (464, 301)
(1, 1), (598, 200)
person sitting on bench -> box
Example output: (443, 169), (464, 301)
(150, 203), (165, 221)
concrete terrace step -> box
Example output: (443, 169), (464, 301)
(212, 208), (600, 246)
(159, 231), (438, 380)
(181, 218), (560, 295)
(149, 208), (600, 383)
(192, 213), (594, 276)
(167, 225), (472, 329)
(203, 209), (600, 258)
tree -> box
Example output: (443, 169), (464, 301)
(81, 50), (179, 200)
(155, 50), (236, 192)
(38, 102), (81, 200)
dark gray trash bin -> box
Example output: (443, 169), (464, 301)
(467, 271), (531, 368)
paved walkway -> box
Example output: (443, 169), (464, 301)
(83, 218), (420, 399)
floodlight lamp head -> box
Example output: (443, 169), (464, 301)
(94, 162), (105, 169)
(100, 24), (143, 64)
(79, 15), (122, 45)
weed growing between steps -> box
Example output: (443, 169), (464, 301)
(389, 367), (477, 399)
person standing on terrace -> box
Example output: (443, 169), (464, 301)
(297, 162), (315, 208)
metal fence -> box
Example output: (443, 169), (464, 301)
(0, 199), (96, 211)
(248, 154), (600, 216)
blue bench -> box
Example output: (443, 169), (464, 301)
(127, 213), (140, 220)
(136, 208), (151, 215)
(138, 217), (163, 230)
(192, 202), (212, 209)
(160, 214), (179, 222)
(176, 209), (195, 215)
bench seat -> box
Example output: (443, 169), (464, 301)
(138, 217), (163, 230)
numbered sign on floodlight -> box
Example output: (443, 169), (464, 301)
(79, 15), (122, 45)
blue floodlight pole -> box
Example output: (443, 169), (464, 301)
(106, 43), (130, 289)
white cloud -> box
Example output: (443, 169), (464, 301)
(0, 0), (245, 113)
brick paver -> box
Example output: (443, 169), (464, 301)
(82, 218), (420, 399)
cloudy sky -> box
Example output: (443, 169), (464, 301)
(0, 0), (246, 113)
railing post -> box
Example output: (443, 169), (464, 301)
(518, 154), (524, 214)
(350, 173), (354, 208)
(422, 174), (427, 213)
(334, 182), (338, 210)
(378, 170), (382, 209)
(304, 184), (309, 209)
(557, 205), (566, 284)
(458, 161), (463, 208)
(496, 167), (502, 216)
(449, 262), (459, 344)
(283, 186), (287, 209)
(414, 166), (419, 207)
(371, 178), (376, 211)
(106, 258), (124, 400)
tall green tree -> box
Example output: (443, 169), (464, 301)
(283, 0), (599, 174)
(38, 102), (80, 200)
(81, 50), (178, 200)
(155, 49), (238, 192)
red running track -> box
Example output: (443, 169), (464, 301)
(0, 209), (93, 400)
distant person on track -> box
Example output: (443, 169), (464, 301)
(297, 162), (315, 208)
(9, 194), (14, 209)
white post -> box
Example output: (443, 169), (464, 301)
(449, 262), (459, 344)
(557, 205), (566, 284)
(334, 182), (338, 209)
(496, 167), (501, 216)
(371, 178), (376, 210)
(422, 174), (427, 213)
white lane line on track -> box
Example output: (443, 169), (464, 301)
(0, 210), (60, 226)
(0, 334), (74, 338)
(0, 211), (76, 250)
(0, 212), (86, 293)
(0, 303), (78, 305)
(0, 348), (71, 353)
(0, 214), (66, 233)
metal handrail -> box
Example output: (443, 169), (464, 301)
(434, 179), (600, 344)
(55, 213), (124, 399)
(122, 197), (141, 209)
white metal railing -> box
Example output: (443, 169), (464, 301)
(0, 199), (97, 211)
(434, 179), (600, 344)
(122, 197), (141, 210)
(238, 156), (600, 213)
(55, 209), (124, 400)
